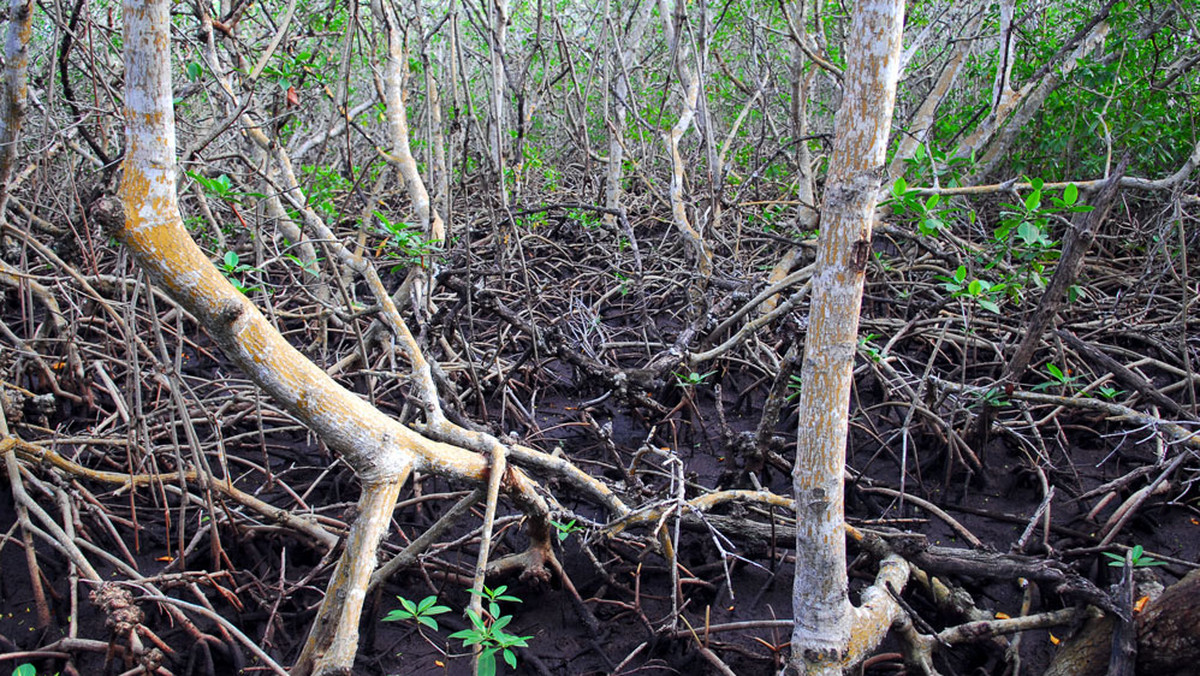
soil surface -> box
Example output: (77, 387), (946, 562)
(3, 193), (1199, 676)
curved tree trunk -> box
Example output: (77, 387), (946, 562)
(106, 3), (538, 674)
(788, 1), (906, 674)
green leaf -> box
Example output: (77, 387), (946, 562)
(504, 648), (519, 668)
(953, 265), (967, 284)
(1046, 364), (1065, 381)
(977, 298), (1000, 314)
(478, 650), (497, 676)
(223, 251), (238, 269)
(187, 62), (203, 81)
(13, 665), (37, 676)
(466, 609), (488, 631)
(449, 629), (483, 646)
(1063, 183), (1078, 206)
(1017, 221), (1040, 245)
(505, 633), (532, 648)
(417, 615), (439, 630)
(892, 177), (907, 197)
(925, 194), (941, 210)
(189, 171), (218, 193)
(967, 279), (983, 296)
(422, 600), (450, 616)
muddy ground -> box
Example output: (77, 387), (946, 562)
(2, 191), (1199, 676)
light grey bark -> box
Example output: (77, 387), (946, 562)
(788, 0), (907, 673)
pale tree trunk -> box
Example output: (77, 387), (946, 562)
(421, 28), (451, 236)
(952, 0), (1016, 163)
(789, 42), (818, 232)
(190, 1), (331, 344)
(690, 1), (721, 237)
(374, 0), (445, 245)
(886, 7), (984, 183)
(658, 0), (713, 281)
(969, 19), (1110, 180)
(763, 0), (819, 315)
(107, 4), (543, 674)
(112, 0), (432, 517)
(990, 0), (1016, 116)
(956, 0), (1118, 174)
(789, 0), (906, 674)
(603, 0), (656, 229)
(0, 0), (33, 223)
(373, 0), (446, 315)
(488, 0), (510, 206)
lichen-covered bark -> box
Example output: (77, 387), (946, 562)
(0, 0), (34, 220)
(789, 1), (906, 674)
(374, 0), (444, 244)
(293, 478), (409, 676)
(111, 5), (558, 674)
(114, 0), (486, 484)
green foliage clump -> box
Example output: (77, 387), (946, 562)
(383, 586), (531, 676)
